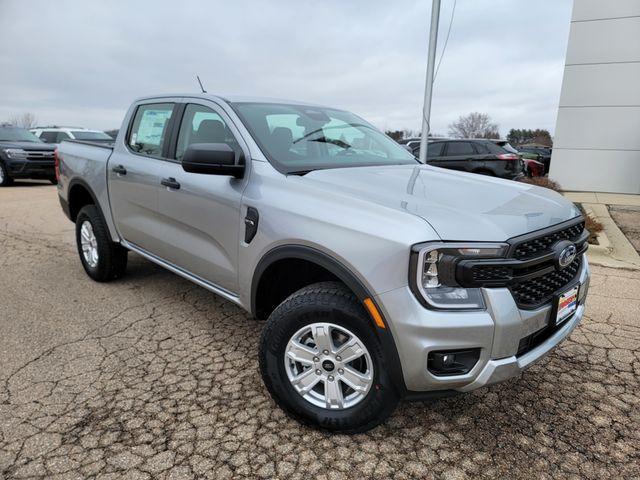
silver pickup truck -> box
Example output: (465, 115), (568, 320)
(56, 94), (590, 432)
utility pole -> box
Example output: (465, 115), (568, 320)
(418, 0), (441, 164)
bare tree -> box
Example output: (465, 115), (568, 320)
(448, 112), (499, 139)
(8, 113), (38, 129)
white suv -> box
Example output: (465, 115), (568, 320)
(30, 127), (113, 144)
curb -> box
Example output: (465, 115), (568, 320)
(582, 203), (640, 270)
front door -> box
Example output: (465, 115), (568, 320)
(154, 101), (249, 294)
(108, 102), (175, 252)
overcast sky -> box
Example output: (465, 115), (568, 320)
(0, 0), (572, 136)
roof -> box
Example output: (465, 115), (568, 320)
(133, 93), (334, 109)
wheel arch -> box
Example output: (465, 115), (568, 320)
(251, 244), (407, 395)
(67, 178), (103, 222)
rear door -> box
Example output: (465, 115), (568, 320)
(435, 141), (478, 171)
(153, 100), (250, 293)
(107, 101), (176, 252)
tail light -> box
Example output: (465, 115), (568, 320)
(54, 148), (60, 181)
(496, 153), (519, 160)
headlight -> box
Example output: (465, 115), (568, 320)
(2, 148), (28, 160)
(410, 242), (508, 310)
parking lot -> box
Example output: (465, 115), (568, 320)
(1, 183), (639, 479)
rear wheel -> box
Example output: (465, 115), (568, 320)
(260, 281), (399, 433)
(0, 162), (13, 186)
(76, 205), (128, 282)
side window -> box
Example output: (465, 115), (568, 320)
(444, 142), (475, 156)
(40, 131), (58, 143)
(175, 104), (240, 161)
(56, 132), (70, 142)
(426, 142), (444, 158)
(127, 103), (174, 157)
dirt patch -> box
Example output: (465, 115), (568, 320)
(609, 205), (640, 254)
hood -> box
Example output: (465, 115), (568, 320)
(0, 141), (55, 151)
(302, 164), (581, 241)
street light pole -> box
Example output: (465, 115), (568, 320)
(418, 0), (441, 164)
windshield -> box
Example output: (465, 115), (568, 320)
(232, 103), (418, 173)
(0, 127), (43, 143)
(71, 130), (113, 141)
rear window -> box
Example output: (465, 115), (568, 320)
(482, 142), (509, 154)
(127, 103), (174, 157)
(444, 142), (475, 156)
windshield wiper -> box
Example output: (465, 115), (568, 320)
(288, 169), (314, 176)
(309, 137), (352, 149)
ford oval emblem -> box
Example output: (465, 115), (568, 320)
(558, 244), (577, 269)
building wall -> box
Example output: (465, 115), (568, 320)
(550, 0), (640, 194)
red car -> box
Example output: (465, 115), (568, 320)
(522, 157), (544, 177)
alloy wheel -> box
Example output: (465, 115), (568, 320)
(284, 322), (374, 410)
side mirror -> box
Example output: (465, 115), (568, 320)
(182, 143), (244, 178)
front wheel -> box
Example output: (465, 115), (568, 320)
(0, 162), (13, 186)
(76, 205), (128, 282)
(259, 281), (399, 433)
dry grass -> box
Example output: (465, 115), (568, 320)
(518, 176), (563, 192)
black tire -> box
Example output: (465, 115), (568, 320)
(75, 205), (128, 282)
(0, 162), (13, 187)
(260, 281), (399, 433)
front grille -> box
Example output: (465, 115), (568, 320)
(457, 218), (587, 309)
(472, 265), (511, 282)
(510, 257), (581, 307)
(26, 151), (55, 162)
(513, 222), (584, 259)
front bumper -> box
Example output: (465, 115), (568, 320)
(376, 255), (590, 393)
(6, 159), (55, 179)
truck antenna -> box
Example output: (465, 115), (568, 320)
(196, 75), (207, 94)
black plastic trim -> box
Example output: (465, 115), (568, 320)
(506, 215), (585, 257)
(66, 178), (105, 223)
(252, 244), (407, 395)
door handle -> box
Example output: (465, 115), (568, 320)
(161, 177), (181, 190)
(112, 165), (127, 175)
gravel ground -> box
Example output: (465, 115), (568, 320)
(1, 183), (639, 479)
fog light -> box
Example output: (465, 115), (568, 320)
(428, 348), (481, 376)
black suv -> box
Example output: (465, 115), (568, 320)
(0, 126), (56, 186)
(412, 138), (525, 180)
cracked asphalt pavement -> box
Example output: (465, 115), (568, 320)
(1, 183), (639, 479)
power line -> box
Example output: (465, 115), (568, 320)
(434, 0), (457, 81)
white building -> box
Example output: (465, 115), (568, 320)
(551, 0), (640, 194)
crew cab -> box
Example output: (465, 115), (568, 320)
(0, 125), (56, 186)
(56, 94), (590, 432)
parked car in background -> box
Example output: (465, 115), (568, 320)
(31, 126), (114, 144)
(56, 94), (589, 432)
(0, 125), (56, 186)
(491, 139), (544, 177)
(412, 138), (525, 180)
(518, 145), (552, 174)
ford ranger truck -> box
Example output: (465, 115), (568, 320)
(56, 95), (590, 433)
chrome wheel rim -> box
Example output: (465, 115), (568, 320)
(284, 322), (374, 410)
(80, 221), (99, 268)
